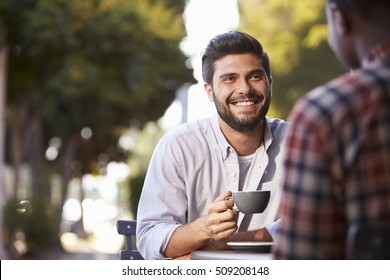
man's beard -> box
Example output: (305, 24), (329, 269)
(214, 90), (270, 133)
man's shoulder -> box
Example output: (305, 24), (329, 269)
(266, 117), (289, 131)
(287, 72), (362, 128)
(162, 117), (213, 142)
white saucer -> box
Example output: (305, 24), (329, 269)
(227, 241), (274, 253)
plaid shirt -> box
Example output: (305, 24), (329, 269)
(273, 42), (390, 259)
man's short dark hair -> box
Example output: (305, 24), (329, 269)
(201, 31), (271, 85)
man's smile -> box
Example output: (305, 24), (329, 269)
(232, 100), (258, 106)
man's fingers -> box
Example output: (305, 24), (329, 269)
(208, 200), (234, 214)
(207, 209), (238, 238)
(213, 191), (233, 203)
(209, 208), (237, 223)
(209, 220), (238, 240)
(205, 191), (237, 240)
(209, 192), (235, 214)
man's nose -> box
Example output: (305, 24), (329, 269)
(236, 79), (251, 94)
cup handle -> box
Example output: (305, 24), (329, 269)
(225, 196), (239, 212)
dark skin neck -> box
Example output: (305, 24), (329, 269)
(348, 10), (390, 66)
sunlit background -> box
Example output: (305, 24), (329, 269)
(0, 0), (345, 259)
(0, 0), (240, 259)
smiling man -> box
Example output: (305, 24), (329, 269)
(136, 31), (288, 259)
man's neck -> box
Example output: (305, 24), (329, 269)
(352, 15), (390, 66)
(219, 119), (265, 156)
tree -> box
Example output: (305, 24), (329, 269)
(0, 44), (8, 259)
(0, 0), (194, 256)
(238, 0), (345, 118)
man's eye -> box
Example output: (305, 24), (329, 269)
(223, 76), (236, 82)
(250, 74), (262, 80)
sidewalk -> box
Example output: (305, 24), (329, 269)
(38, 238), (119, 260)
(16, 232), (122, 260)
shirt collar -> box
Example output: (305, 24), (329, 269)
(211, 114), (231, 160)
(362, 41), (390, 68)
(263, 117), (273, 150)
(211, 114), (273, 160)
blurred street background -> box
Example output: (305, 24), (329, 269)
(0, 0), (345, 260)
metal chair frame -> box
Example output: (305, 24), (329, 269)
(116, 220), (144, 260)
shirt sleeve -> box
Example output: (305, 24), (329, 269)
(265, 219), (281, 240)
(136, 135), (187, 260)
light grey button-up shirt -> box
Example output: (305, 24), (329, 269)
(136, 114), (288, 259)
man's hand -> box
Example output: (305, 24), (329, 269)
(204, 191), (238, 240)
(164, 191), (238, 259)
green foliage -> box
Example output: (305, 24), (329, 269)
(1, 0), (194, 174)
(238, 0), (345, 119)
(128, 171), (146, 218)
(0, 0), (193, 252)
(3, 197), (58, 256)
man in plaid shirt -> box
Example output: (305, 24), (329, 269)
(274, 0), (390, 259)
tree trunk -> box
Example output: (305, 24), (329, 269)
(57, 136), (89, 239)
(26, 110), (47, 201)
(61, 136), (79, 205)
(0, 46), (9, 259)
(9, 103), (27, 199)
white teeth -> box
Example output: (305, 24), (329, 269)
(235, 101), (255, 106)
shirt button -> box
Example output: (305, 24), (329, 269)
(232, 172), (237, 177)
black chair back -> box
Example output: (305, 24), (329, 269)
(117, 220), (144, 260)
(348, 223), (390, 259)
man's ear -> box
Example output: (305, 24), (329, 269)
(330, 2), (351, 36)
(204, 83), (214, 102)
